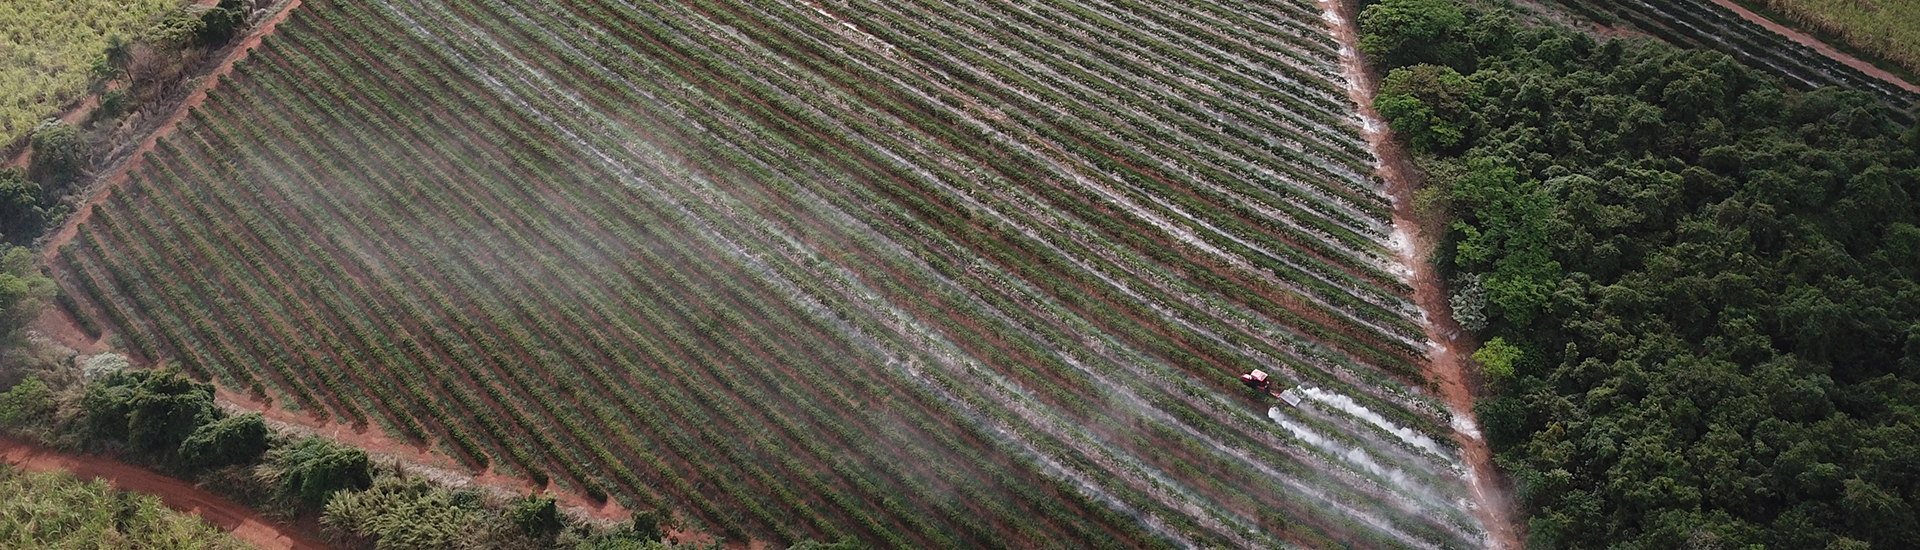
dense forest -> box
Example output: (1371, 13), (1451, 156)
(1361, 0), (1920, 547)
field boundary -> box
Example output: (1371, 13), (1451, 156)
(37, 0), (303, 262)
(1707, 0), (1920, 93)
(1322, 0), (1524, 547)
(0, 434), (334, 550)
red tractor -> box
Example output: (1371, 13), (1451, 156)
(1240, 369), (1304, 408)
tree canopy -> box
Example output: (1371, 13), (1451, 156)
(1367, 2), (1920, 548)
(81, 367), (219, 457)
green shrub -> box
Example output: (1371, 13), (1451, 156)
(508, 496), (564, 540)
(0, 377), (56, 431)
(177, 413), (270, 471)
(320, 474), (479, 550)
(80, 368), (218, 455)
(1471, 337), (1520, 379)
(258, 436), (372, 510)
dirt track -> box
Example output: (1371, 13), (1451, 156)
(1321, 0), (1523, 548)
(10, 4), (340, 548)
(38, 0), (303, 262)
(0, 435), (334, 550)
(1705, 0), (1920, 94)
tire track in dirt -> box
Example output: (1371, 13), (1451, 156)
(38, 0), (302, 263)
(1320, 0), (1523, 548)
(0, 435), (334, 550)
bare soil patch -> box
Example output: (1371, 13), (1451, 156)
(29, 304), (108, 355)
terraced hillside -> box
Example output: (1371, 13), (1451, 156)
(49, 0), (1489, 547)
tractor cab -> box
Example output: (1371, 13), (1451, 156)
(1240, 369), (1273, 391)
(1241, 369), (1305, 408)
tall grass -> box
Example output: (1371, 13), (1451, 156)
(1761, 0), (1920, 75)
(0, 0), (181, 144)
(0, 463), (253, 550)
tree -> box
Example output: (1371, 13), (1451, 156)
(81, 353), (131, 381)
(1376, 64), (1479, 153)
(178, 413), (270, 471)
(26, 122), (85, 189)
(1472, 337), (1521, 379)
(1364, 6), (1920, 547)
(0, 377), (56, 432)
(104, 34), (135, 71)
(0, 170), (46, 245)
(92, 33), (135, 82)
(259, 437), (373, 509)
(1358, 0), (1470, 70)
(80, 367), (218, 455)
(196, 0), (246, 47)
(508, 496), (564, 541)
(0, 247), (55, 333)
(624, 509), (665, 542)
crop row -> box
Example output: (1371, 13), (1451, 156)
(50, 0), (1486, 548)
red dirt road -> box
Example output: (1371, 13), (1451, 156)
(0, 435), (334, 550)
(1322, 1), (1523, 548)
(39, 0), (303, 262)
(1705, 0), (1920, 94)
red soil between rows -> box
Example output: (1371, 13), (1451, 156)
(24, 0), (636, 540)
(0, 434), (335, 550)
(1321, 0), (1524, 548)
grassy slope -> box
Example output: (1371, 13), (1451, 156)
(0, 463), (252, 550)
(0, 0), (181, 144)
(1760, 0), (1920, 73)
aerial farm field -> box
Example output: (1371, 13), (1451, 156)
(48, 0), (1490, 547)
(1755, 0), (1920, 74)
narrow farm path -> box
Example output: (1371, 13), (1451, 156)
(38, 0), (303, 262)
(1705, 0), (1920, 93)
(0, 434), (335, 550)
(5, 96), (96, 168)
(1322, 1), (1523, 548)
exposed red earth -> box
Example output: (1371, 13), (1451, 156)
(15, 3), (571, 546)
(31, 305), (109, 356)
(0, 434), (334, 550)
(1706, 0), (1920, 94)
(1321, 0), (1524, 548)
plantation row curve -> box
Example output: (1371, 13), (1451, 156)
(50, 0), (1490, 548)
